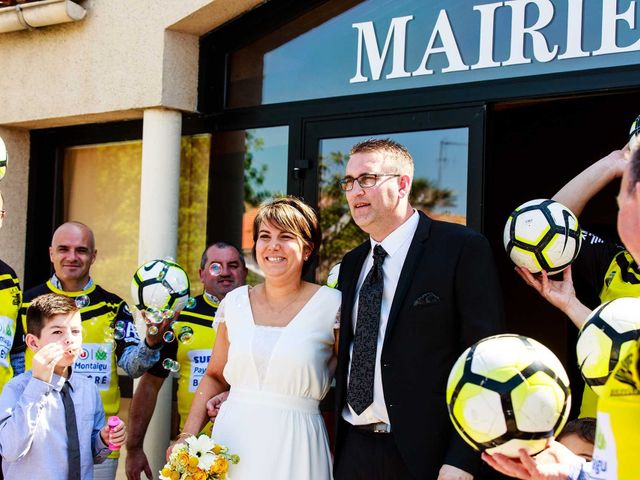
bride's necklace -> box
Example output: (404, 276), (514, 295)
(263, 284), (305, 315)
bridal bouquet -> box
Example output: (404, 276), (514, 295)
(160, 434), (240, 480)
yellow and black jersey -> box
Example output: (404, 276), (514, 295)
(16, 280), (140, 418)
(572, 230), (640, 306)
(592, 341), (640, 480)
(147, 293), (218, 430)
(572, 230), (640, 417)
(0, 259), (20, 391)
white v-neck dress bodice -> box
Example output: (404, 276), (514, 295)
(212, 285), (341, 480)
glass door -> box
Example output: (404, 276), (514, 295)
(301, 107), (486, 283)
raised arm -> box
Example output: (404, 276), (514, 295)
(552, 147), (627, 216)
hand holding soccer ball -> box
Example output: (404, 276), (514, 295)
(131, 258), (191, 345)
(504, 199), (581, 274)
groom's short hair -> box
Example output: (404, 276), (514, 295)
(350, 138), (414, 179)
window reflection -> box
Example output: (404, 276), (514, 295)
(209, 126), (289, 285)
(63, 135), (212, 302)
(317, 128), (468, 282)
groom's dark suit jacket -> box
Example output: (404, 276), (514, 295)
(335, 212), (505, 479)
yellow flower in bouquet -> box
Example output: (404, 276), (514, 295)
(160, 434), (240, 480)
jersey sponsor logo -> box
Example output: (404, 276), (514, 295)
(121, 320), (140, 342)
(188, 349), (211, 392)
(0, 315), (13, 367)
(74, 342), (112, 390)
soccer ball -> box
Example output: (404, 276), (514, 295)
(0, 137), (7, 181)
(629, 114), (640, 153)
(326, 263), (340, 289)
(131, 259), (190, 312)
(576, 297), (640, 396)
(446, 334), (571, 457)
(503, 199), (581, 274)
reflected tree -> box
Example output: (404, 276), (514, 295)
(244, 132), (272, 206)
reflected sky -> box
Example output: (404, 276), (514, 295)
(242, 0), (640, 105)
(245, 126), (289, 196)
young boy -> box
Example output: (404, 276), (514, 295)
(557, 418), (596, 461)
(0, 293), (126, 479)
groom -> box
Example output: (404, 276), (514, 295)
(334, 139), (505, 479)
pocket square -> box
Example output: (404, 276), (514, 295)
(413, 292), (440, 306)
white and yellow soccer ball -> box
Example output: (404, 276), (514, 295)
(446, 334), (571, 458)
(503, 199), (581, 274)
(131, 259), (190, 312)
(629, 114), (640, 154)
(0, 136), (7, 181)
(576, 297), (640, 396)
(326, 263), (340, 289)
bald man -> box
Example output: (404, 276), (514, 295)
(13, 222), (167, 480)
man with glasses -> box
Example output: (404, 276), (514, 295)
(126, 242), (247, 480)
(333, 138), (505, 480)
(0, 192), (21, 394)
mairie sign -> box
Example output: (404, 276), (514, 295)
(227, 0), (640, 104)
(351, 0), (640, 84)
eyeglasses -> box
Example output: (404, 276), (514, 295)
(339, 173), (401, 191)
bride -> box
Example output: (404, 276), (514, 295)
(178, 196), (340, 479)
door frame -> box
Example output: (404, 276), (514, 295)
(300, 106), (487, 232)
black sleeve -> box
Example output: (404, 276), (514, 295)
(571, 230), (622, 309)
(146, 340), (178, 379)
(113, 300), (142, 360)
(10, 315), (25, 354)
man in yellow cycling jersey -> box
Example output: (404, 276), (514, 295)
(14, 222), (169, 480)
(485, 137), (640, 480)
(125, 242), (247, 480)
(0, 192), (20, 394)
(515, 145), (638, 418)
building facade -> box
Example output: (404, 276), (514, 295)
(1, 0), (640, 476)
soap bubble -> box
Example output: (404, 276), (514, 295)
(178, 325), (194, 345)
(209, 262), (222, 276)
(75, 295), (90, 308)
(162, 358), (180, 372)
(162, 309), (175, 320)
(114, 320), (126, 330)
(144, 309), (164, 325)
(163, 331), (175, 343)
(185, 297), (197, 310)
(148, 325), (158, 335)
(114, 329), (125, 340)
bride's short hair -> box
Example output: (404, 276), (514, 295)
(253, 196), (321, 275)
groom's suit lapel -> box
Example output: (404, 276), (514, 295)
(383, 212), (432, 347)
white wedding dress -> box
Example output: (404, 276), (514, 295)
(212, 285), (340, 480)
